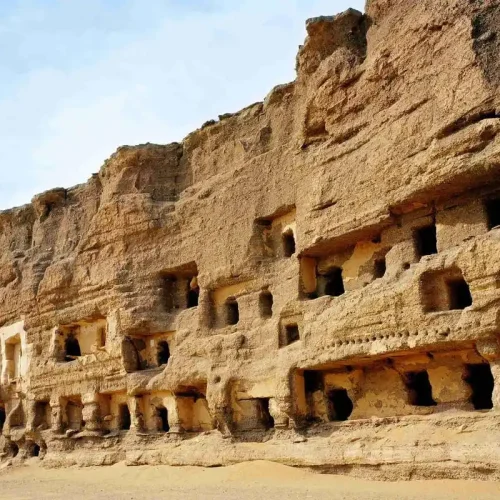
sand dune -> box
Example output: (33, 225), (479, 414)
(1, 460), (500, 500)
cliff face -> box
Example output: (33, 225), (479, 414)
(1, 0), (500, 478)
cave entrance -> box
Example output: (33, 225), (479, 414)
(405, 371), (437, 407)
(327, 389), (353, 421)
(465, 364), (494, 410)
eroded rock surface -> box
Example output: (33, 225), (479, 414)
(2, 0), (500, 479)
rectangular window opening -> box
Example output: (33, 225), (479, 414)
(464, 364), (494, 410)
(447, 278), (472, 310)
(414, 224), (437, 258)
(485, 197), (500, 230)
(324, 267), (345, 297)
(404, 371), (436, 407)
(374, 258), (387, 279)
(280, 323), (300, 347)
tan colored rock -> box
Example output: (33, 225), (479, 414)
(1, 0), (500, 479)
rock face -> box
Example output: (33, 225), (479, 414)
(1, 0), (500, 479)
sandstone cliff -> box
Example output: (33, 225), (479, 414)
(1, 0), (500, 479)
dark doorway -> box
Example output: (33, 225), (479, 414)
(280, 323), (300, 347)
(187, 288), (199, 308)
(447, 278), (472, 310)
(327, 389), (353, 421)
(157, 341), (170, 366)
(64, 335), (81, 360)
(119, 404), (131, 430)
(258, 398), (275, 429)
(31, 443), (41, 457)
(464, 364), (494, 410)
(282, 230), (296, 257)
(324, 267), (345, 297)
(157, 406), (169, 432)
(0, 407), (5, 432)
(225, 298), (239, 325)
(374, 258), (387, 279)
(414, 224), (438, 258)
(485, 197), (500, 229)
(259, 291), (273, 319)
(405, 371), (437, 406)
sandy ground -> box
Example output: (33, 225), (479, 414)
(1, 460), (500, 500)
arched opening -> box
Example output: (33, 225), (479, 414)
(225, 297), (239, 326)
(464, 364), (494, 410)
(64, 334), (81, 360)
(157, 341), (170, 366)
(31, 443), (41, 457)
(259, 290), (273, 319)
(157, 406), (169, 432)
(282, 230), (296, 258)
(405, 371), (436, 407)
(324, 267), (345, 297)
(118, 404), (131, 430)
(374, 257), (387, 279)
(327, 389), (353, 421)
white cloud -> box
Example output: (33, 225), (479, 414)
(0, 0), (364, 210)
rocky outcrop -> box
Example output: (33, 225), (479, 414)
(1, 0), (500, 479)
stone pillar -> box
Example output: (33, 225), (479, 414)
(476, 337), (500, 409)
(268, 397), (289, 429)
(128, 396), (144, 432)
(166, 395), (183, 434)
(82, 393), (102, 432)
(50, 400), (64, 433)
(207, 378), (233, 436)
(25, 399), (37, 434)
(490, 362), (500, 409)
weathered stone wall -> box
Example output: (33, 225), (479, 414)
(1, 0), (500, 479)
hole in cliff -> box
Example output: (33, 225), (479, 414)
(405, 371), (437, 407)
(421, 267), (471, 313)
(157, 406), (169, 432)
(374, 258), (387, 279)
(282, 230), (296, 257)
(34, 401), (50, 428)
(118, 404), (131, 430)
(280, 323), (300, 347)
(64, 334), (81, 360)
(259, 290), (273, 319)
(157, 341), (170, 366)
(225, 297), (239, 326)
(304, 370), (324, 393)
(0, 407), (5, 432)
(187, 288), (199, 308)
(10, 443), (19, 457)
(99, 327), (106, 348)
(258, 398), (274, 429)
(187, 276), (200, 308)
(327, 389), (353, 421)
(464, 364), (494, 410)
(485, 197), (500, 229)
(31, 444), (41, 457)
(324, 267), (345, 297)
(414, 224), (437, 258)
(447, 278), (472, 310)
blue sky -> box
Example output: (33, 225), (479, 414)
(0, 0), (364, 210)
